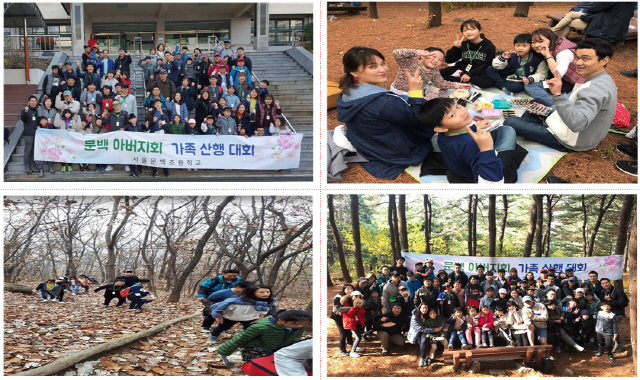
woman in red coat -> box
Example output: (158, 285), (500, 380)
(87, 34), (98, 49)
(342, 297), (366, 358)
(255, 94), (282, 136)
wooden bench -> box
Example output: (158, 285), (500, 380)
(546, 12), (637, 41)
(328, 3), (368, 15)
(442, 345), (553, 371)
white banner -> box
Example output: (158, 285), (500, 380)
(34, 129), (302, 170)
(402, 253), (624, 281)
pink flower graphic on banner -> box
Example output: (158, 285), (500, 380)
(271, 152), (284, 163)
(286, 150), (296, 161)
(604, 256), (619, 266)
(47, 147), (62, 161)
(277, 135), (295, 149)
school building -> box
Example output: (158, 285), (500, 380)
(5, 2), (313, 54)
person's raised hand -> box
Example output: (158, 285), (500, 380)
(76, 60), (81, 67)
(24, 106), (29, 112)
(547, 69), (562, 96)
(404, 67), (423, 92)
(453, 34), (464, 48)
(416, 49), (437, 60)
(501, 50), (511, 59)
(476, 120), (492, 129)
(275, 100), (280, 107)
(466, 124), (494, 152)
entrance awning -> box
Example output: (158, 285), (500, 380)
(3, 3), (46, 28)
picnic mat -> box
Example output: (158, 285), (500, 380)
(406, 87), (567, 184)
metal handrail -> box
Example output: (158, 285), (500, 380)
(4, 34), (70, 51)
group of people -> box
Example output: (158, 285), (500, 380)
(21, 39), (292, 178)
(196, 269), (312, 375)
(337, 5), (637, 182)
(35, 270), (154, 311)
(331, 257), (628, 368)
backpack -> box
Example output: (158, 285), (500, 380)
(612, 101), (631, 128)
(120, 287), (131, 298)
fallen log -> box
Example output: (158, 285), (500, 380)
(4, 284), (33, 295)
(11, 311), (200, 376)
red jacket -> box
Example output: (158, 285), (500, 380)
(342, 306), (366, 330)
(478, 310), (494, 330)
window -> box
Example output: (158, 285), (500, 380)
(269, 18), (304, 45)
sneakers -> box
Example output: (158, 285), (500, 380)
(546, 175), (571, 184)
(556, 345), (562, 353)
(381, 348), (390, 356)
(574, 344), (585, 352)
(608, 354), (615, 363)
(461, 344), (470, 350)
(103, 305), (109, 308)
(61, 166), (66, 173)
(448, 344), (454, 351)
(116, 305), (124, 308)
(595, 351), (603, 357)
(419, 358), (427, 367)
(426, 357), (432, 366)
(67, 165), (73, 172)
(105, 165), (113, 171)
(616, 160), (638, 176)
(152, 172), (158, 177)
(620, 68), (637, 78)
(208, 336), (218, 344)
(354, 347), (363, 352)
(339, 351), (349, 357)
(509, 341), (516, 347)
(129, 172), (136, 177)
(100, 167), (106, 172)
(616, 144), (638, 159)
(592, 345), (600, 353)
(201, 328), (210, 333)
(349, 352), (360, 358)
(38, 169), (44, 177)
(614, 344), (623, 354)
(480, 343), (488, 348)
(48, 167), (55, 173)
(125, 165), (131, 172)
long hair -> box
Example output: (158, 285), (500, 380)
(531, 28), (559, 51)
(460, 19), (485, 39)
(242, 285), (274, 303)
(338, 47), (385, 95)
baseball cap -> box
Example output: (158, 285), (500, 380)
(188, 118), (196, 124)
(358, 277), (367, 283)
(575, 288), (585, 293)
(540, 269), (548, 273)
(62, 90), (72, 96)
(406, 271), (415, 276)
(224, 39), (231, 43)
(568, 276), (577, 282)
(83, 44), (90, 48)
(565, 265), (574, 271)
(523, 295), (534, 303)
(351, 290), (362, 297)
(159, 69), (167, 74)
(498, 288), (508, 294)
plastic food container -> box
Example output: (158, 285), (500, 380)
(481, 108), (502, 118)
(492, 99), (513, 109)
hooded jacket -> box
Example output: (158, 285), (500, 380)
(336, 84), (434, 179)
(582, 2), (637, 42)
(210, 296), (276, 320)
(217, 317), (304, 357)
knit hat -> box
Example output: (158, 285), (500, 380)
(580, 309), (591, 316)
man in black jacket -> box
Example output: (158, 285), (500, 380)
(390, 257), (409, 281)
(94, 278), (127, 307)
(600, 278), (628, 352)
(20, 96), (40, 174)
(120, 270), (140, 287)
(375, 303), (409, 355)
(114, 47), (132, 75)
(448, 263), (469, 288)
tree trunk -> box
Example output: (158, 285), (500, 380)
(428, 2), (442, 28)
(4, 284), (33, 295)
(582, 195), (588, 257)
(327, 266), (334, 286)
(424, 195), (432, 255)
(398, 195), (409, 252)
(472, 195), (478, 256)
(587, 195), (616, 257)
(328, 195), (352, 284)
(350, 195), (365, 279)
(11, 312), (200, 376)
(390, 195), (401, 260)
(614, 195), (635, 256)
(534, 195), (544, 257)
(166, 197), (234, 302)
(514, 2), (532, 17)
(628, 211), (637, 369)
(523, 195), (537, 257)
(488, 195), (496, 257)
(499, 195), (508, 255)
(467, 195), (473, 256)
(388, 195), (399, 260)
(543, 195), (554, 257)
(369, 2), (378, 18)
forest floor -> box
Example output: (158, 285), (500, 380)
(3, 288), (311, 376)
(327, 2), (638, 184)
(325, 281), (635, 377)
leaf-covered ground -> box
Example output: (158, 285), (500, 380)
(4, 289), (311, 376)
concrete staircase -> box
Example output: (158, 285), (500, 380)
(4, 51), (314, 182)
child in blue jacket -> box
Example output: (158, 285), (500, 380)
(128, 278), (153, 311)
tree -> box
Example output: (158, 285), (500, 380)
(488, 195), (496, 257)
(388, 195), (399, 259)
(514, 2), (533, 17)
(369, 2), (378, 18)
(398, 195), (409, 252)
(328, 195), (352, 284)
(614, 195), (635, 257)
(586, 195), (616, 257)
(424, 195), (432, 254)
(523, 195), (537, 257)
(498, 195), (508, 255)
(428, 2), (441, 28)
(628, 211), (637, 368)
(534, 195), (544, 257)
(350, 195), (365, 279)
(166, 196), (234, 302)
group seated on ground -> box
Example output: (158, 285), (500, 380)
(331, 257), (628, 368)
(336, 8), (637, 182)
